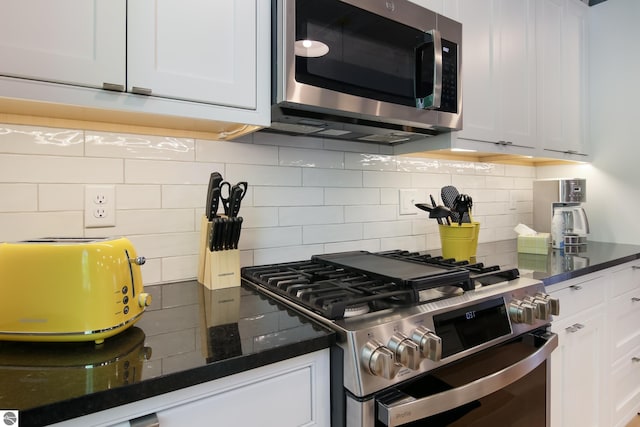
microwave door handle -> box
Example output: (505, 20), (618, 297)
(377, 333), (558, 426)
(415, 30), (442, 110)
(431, 29), (443, 109)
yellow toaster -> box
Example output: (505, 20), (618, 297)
(0, 237), (151, 344)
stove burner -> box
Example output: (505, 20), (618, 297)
(344, 303), (370, 318)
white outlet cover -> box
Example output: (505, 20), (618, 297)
(85, 185), (115, 228)
(399, 189), (419, 215)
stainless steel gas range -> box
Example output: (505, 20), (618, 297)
(241, 250), (559, 427)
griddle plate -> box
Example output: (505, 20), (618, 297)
(312, 251), (472, 291)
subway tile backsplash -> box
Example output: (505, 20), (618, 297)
(0, 123), (535, 285)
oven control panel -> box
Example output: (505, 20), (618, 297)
(358, 285), (559, 381)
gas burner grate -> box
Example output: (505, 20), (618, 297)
(241, 260), (416, 320)
(242, 250), (520, 320)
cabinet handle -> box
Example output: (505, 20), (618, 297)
(632, 266), (640, 270)
(103, 82), (125, 92)
(565, 323), (585, 333)
(130, 413), (159, 427)
(131, 86), (153, 96)
(570, 285), (582, 291)
(632, 297), (640, 302)
(495, 140), (513, 146)
(564, 150), (578, 155)
(633, 357), (640, 363)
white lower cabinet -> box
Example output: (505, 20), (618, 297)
(52, 349), (330, 427)
(607, 260), (640, 427)
(548, 274), (607, 427)
(549, 259), (640, 427)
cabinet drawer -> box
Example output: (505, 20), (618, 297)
(549, 276), (606, 321)
(610, 261), (640, 298)
(611, 350), (640, 427)
(610, 287), (640, 362)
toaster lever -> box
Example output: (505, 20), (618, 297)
(130, 256), (146, 266)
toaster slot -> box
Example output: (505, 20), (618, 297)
(125, 249), (136, 297)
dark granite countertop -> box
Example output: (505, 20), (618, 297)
(471, 239), (640, 286)
(0, 281), (335, 427)
(3, 240), (639, 426)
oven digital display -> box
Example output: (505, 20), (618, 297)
(433, 297), (512, 358)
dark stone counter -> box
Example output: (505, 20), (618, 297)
(3, 240), (639, 426)
(0, 281), (335, 426)
(471, 239), (640, 286)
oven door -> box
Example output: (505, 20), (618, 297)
(283, 0), (457, 113)
(373, 329), (557, 427)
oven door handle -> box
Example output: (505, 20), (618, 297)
(377, 333), (558, 427)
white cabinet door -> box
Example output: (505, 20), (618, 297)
(52, 350), (330, 427)
(550, 308), (606, 427)
(456, 0), (536, 153)
(0, 0), (125, 89)
(408, 0), (460, 20)
(495, 0), (537, 148)
(456, 0), (499, 144)
(128, 0), (257, 110)
(537, 0), (589, 160)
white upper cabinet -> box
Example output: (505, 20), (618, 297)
(127, 0), (256, 109)
(537, 0), (590, 160)
(408, 0), (460, 20)
(0, 0), (126, 89)
(457, 0), (537, 151)
(0, 0), (270, 129)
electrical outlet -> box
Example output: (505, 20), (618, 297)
(85, 185), (115, 228)
(399, 189), (419, 215)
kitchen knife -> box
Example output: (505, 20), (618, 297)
(233, 217), (243, 249)
(213, 218), (224, 251)
(205, 172), (223, 220)
(209, 218), (217, 251)
(223, 217), (235, 250)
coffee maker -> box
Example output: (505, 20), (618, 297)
(533, 178), (590, 249)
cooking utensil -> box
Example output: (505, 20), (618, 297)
(452, 194), (473, 226)
(430, 194), (442, 225)
(429, 205), (452, 226)
(441, 185), (460, 223)
(415, 203), (450, 225)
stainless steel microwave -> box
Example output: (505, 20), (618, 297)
(268, 0), (462, 146)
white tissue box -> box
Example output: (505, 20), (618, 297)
(517, 233), (550, 254)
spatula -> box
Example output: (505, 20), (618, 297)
(441, 185), (461, 223)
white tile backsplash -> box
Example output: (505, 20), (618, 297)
(86, 131), (195, 161)
(0, 184), (37, 211)
(0, 124), (84, 155)
(0, 123), (536, 284)
(39, 184), (84, 211)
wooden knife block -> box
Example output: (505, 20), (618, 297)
(197, 215), (240, 290)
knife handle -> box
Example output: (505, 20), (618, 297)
(207, 221), (216, 252)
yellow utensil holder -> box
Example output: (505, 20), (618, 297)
(438, 222), (480, 262)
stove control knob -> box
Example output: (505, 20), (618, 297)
(362, 339), (399, 379)
(523, 295), (550, 321)
(388, 333), (421, 370)
(410, 326), (442, 362)
(509, 299), (536, 324)
(535, 292), (560, 316)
